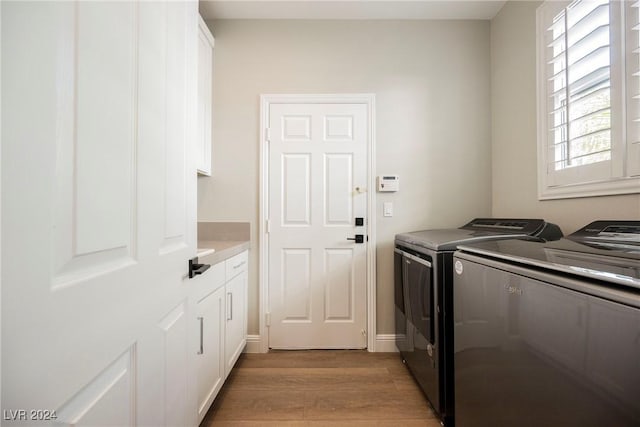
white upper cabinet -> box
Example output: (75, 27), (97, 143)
(197, 16), (214, 176)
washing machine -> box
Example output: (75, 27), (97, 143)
(453, 220), (640, 426)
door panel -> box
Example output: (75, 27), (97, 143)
(282, 154), (311, 225)
(324, 115), (354, 141)
(56, 349), (136, 427)
(161, 2), (189, 254)
(2, 1), (197, 425)
(159, 302), (189, 427)
(53, 1), (137, 288)
(324, 154), (353, 225)
(324, 248), (355, 321)
(268, 102), (368, 349)
(282, 115), (312, 141)
(281, 248), (312, 321)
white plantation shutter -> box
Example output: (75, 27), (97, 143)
(627, 1), (640, 176)
(537, 0), (640, 198)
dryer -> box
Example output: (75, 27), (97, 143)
(394, 218), (563, 425)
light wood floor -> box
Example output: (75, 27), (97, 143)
(200, 350), (442, 427)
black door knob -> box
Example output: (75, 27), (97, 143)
(346, 234), (364, 244)
(189, 257), (211, 279)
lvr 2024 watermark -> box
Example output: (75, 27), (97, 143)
(3, 409), (58, 422)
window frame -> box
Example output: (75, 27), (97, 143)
(536, 0), (640, 200)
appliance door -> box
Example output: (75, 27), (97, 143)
(453, 256), (640, 427)
(406, 252), (434, 345)
(394, 248), (409, 352)
(395, 247), (438, 412)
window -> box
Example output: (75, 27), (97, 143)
(537, 0), (640, 199)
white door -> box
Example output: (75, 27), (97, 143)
(268, 102), (369, 349)
(2, 2), (197, 426)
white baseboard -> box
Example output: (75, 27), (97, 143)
(374, 334), (399, 352)
(244, 334), (264, 353)
(243, 334), (399, 353)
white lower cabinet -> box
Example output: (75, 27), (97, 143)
(193, 249), (248, 424)
(196, 285), (226, 423)
(225, 267), (248, 377)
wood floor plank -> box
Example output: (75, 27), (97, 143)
(201, 350), (437, 426)
(206, 389), (305, 421)
(206, 421), (441, 427)
(228, 367), (396, 391)
(203, 422), (308, 427)
(236, 350), (402, 369)
(303, 389), (432, 421)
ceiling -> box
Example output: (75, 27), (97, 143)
(199, 0), (508, 21)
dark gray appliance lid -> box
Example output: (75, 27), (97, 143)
(458, 236), (640, 290)
(567, 220), (640, 250)
(395, 218), (550, 251)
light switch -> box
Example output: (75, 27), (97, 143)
(383, 202), (393, 217)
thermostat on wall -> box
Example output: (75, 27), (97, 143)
(377, 175), (399, 192)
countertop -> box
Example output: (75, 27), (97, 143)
(197, 239), (250, 265)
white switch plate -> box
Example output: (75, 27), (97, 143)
(383, 202), (393, 217)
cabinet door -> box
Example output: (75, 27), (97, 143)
(225, 269), (248, 377)
(196, 16), (213, 176)
(196, 285), (225, 424)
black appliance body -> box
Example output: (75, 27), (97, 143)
(394, 218), (563, 426)
(453, 220), (640, 427)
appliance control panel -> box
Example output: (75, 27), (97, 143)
(460, 218), (546, 235)
(570, 220), (640, 244)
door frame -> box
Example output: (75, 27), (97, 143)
(258, 93), (377, 352)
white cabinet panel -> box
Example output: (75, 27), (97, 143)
(225, 268), (248, 377)
(196, 286), (226, 424)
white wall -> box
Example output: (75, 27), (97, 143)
(491, 1), (640, 233)
(197, 19), (492, 336)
